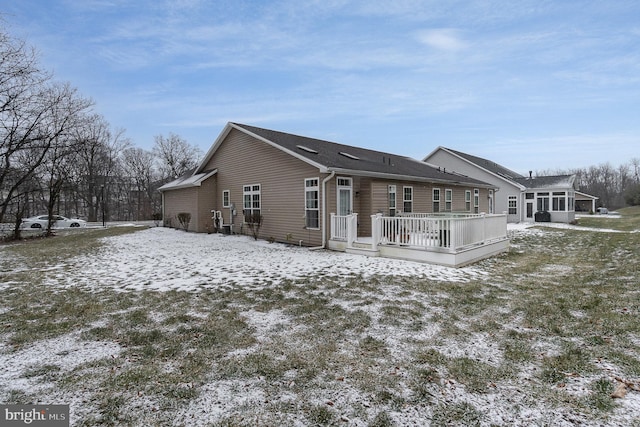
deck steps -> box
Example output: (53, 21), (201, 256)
(346, 240), (380, 257)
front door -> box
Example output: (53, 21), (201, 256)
(337, 177), (352, 216)
(526, 201), (534, 221)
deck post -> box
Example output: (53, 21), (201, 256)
(347, 213), (358, 247)
(449, 217), (456, 252)
(371, 213), (382, 251)
(481, 213), (486, 244)
(330, 213), (336, 239)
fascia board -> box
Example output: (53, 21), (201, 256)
(328, 168), (495, 189)
(158, 170), (217, 192)
(575, 190), (599, 200)
(195, 123), (234, 174)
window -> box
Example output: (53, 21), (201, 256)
(537, 192), (550, 212)
(433, 188), (440, 212)
(552, 192), (566, 211)
(243, 184), (261, 223)
(403, 186), (413, 213)
(474, 189), (479, 213)
(388, 185), (396, 216)
(222, 190), (230, 208)
(568, 191), (575, 211)
(445, 189), (452, 211)
(337, 177), (351, 186)
(465, 190), (471, 211)
(508, 195), (517, 215)
(525, 193), (534, 199)
(305, 178), (319, 228)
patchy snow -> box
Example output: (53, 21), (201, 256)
(2, 223), (639, 426)
(42, 227), (482, 291)
(0, 332), (122, 395)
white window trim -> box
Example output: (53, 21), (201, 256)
(388, 185), (397, 216)
(222, 190), (230, 208)
(304, 178), (320, 229)
(403, 186), (413, 213)
(336, 177), (353, 216)
(474, 188), (480, 213)
(433, 188), (441, 212)
(445, 189), (452, 211)
(243, 184), (261, 223)
(508, 195), (517, 215)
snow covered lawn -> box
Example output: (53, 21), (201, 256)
(1, 224), (639, 426)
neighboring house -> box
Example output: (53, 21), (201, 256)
(575, 191), (599, 213)
(423, 147), (593, 223)
(159, 123), (509, 266)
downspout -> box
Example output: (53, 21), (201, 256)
(309, 171), (335, 250)
(161, 191), (165, 227)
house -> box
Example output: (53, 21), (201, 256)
(423, 147), (595, 223)
(159, 123), (509, 266)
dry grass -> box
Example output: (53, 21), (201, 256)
(0, 215), (639, 426)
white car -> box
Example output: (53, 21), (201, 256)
(20, 215), (87, 229)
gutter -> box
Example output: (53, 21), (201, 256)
(326, 167), (495, 189)
(309, 171), (335, 250)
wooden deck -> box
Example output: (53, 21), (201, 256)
(329, 213), (509, 267)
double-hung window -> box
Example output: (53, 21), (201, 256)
(243, 184), (261, 223)
(388, 185), (397, 216)
(445, 189), (452, 211)
(403, 186), (413, 213)
(433, 188), (441, 212)
(508, 195), (517, 215)
(222, 190), (230, 208)
(474, 189), (479, 213)
(465, 190), (471, 211)
(305, 178), (319, 229)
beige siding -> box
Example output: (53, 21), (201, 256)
(162, 175), (217, 232)
(162, 127), (492, 242)
(196, 177), (217, 232)
(202, 129), (325, 246)
(163, 187), (198, 231)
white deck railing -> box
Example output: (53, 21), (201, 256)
(331, 212), (507, 253)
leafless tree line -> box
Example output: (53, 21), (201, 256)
(538, 158), (640, 211)
(1, 26), (201, 237)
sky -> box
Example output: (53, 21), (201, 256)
(2, 0), (639, 174)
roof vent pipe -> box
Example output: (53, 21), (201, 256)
(529, 171), (533, 179)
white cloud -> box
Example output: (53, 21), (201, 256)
(415, 28), (467, 51)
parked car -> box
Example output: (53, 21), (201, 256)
(596, 207), (609, 214)
(20, 215), (87, 229)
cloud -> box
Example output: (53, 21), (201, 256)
(415, 28), (467, 51)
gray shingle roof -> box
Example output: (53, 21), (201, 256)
(513, 175), (575, 189)
(234, 123), (492, 187)
(443, 148), (525, 180)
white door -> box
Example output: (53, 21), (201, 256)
(337, 177), (352, 216)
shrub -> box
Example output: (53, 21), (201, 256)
(244, 212), (262, 240)
(152, 213), (162, 227)
(177, 212), (191, 231)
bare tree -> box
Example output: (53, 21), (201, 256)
(71, 114), (130, 222)
(0, 28), (51, 224)
(153, 133), (202, 179)
(121, 147), (156, 220)
(0, 29), (92, 227)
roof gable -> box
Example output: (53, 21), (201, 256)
(430, 147), (524, 180)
